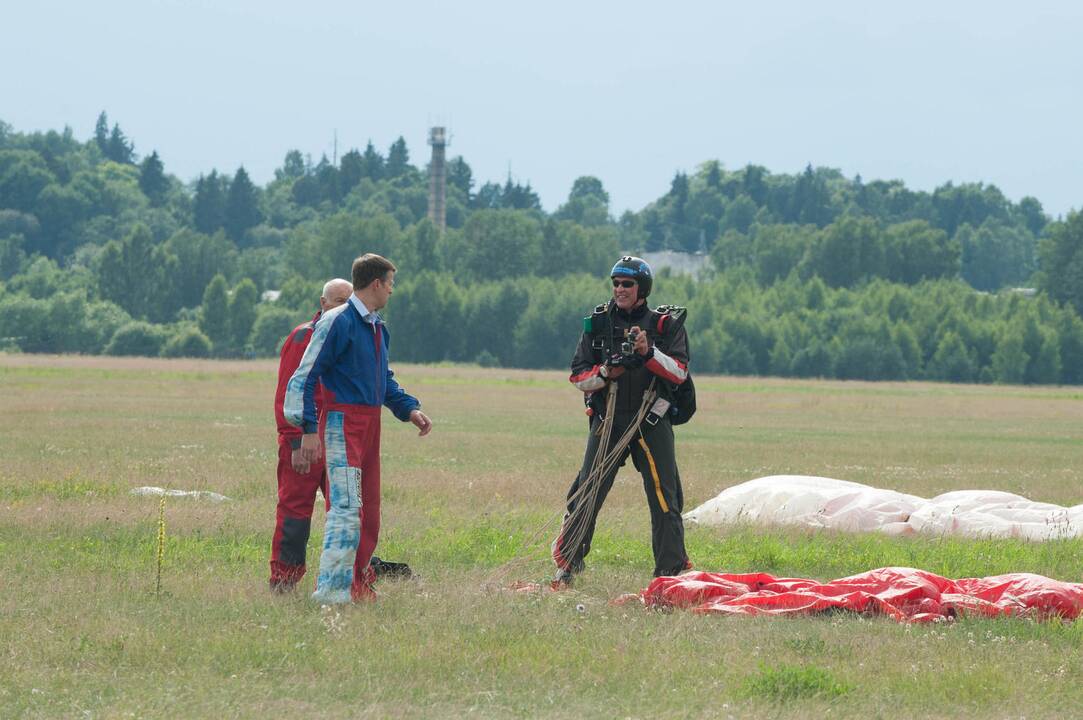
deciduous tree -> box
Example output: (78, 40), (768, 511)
(1039, 211), (1083, 316)
(199, 274), (230, 352)
(228, 278), (259, 353)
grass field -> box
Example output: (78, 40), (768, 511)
(1, 353), (1081, 719)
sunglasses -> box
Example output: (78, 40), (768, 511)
(612, 279), (636, 289)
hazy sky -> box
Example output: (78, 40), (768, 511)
(4, 0), (1081, 217)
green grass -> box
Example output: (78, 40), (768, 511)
(1, 355), (1081, 718)
(740, 662), (853, 701)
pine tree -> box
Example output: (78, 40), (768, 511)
(224, 167), (262, 244)
(788, 164), (814, 223)
(447, 157), (473, 197)
(669, 172), (689, 225)
(94, 112), (109, 154)
(339, 149), (363, 194)
(386, 136), (409, 177)
(473, 182), (502, 209)
(360, 141), (384, 180)
(500, 179), (541, 210)
(314, 155), (339, 204)
(743, 165), (768, 205)
(193, 171), (227, 234)
(106, 123), (134, 163)
(706, 161), (721, 189)
(139, 151), (169, 205)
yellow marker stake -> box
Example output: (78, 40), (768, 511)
(156, 496), (166, 597)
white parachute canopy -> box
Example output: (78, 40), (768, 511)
(685, 475), (1083, 541)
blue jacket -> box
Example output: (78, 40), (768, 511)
(284, 295), (419, 434)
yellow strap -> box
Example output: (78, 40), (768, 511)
(637, 437), (669, 513)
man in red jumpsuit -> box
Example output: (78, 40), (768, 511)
(270, 278), (353, 591)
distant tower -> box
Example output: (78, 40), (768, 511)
(427, 126), (448, 233)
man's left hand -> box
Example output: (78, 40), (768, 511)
(609, 351), (644, 370)
(300, 432), (322, 463)
(410, 409), (432, 437)
(290, 448), (311, 474)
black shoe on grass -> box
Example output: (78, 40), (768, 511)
(370, 555), (413, 579)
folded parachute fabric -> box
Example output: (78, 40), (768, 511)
(634, 567), (1083, 622)
(685, 475), (1083, 540)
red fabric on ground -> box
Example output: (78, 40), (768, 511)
(638, 567), (1083, 622)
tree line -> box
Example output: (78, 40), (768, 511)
(0, 114), (1081, 385)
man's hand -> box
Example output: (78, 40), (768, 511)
(291, 448), (311, 474)
(609, 350), (645, 371)
(409, 409), (432, 437)
(300, 432), (322, 463)
(604, 365), (625, 380)
(631, 325), (651, 356)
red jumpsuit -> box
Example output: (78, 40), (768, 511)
(269, 313), (327, 589)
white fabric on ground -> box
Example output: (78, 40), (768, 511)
(685, 475), (1082, 540)
(130, 486), (231, 502)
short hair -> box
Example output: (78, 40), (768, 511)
(351, 254), (397, 290)
(321, 278), (351, 299)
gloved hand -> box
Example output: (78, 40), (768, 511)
(608, 351), (645, 370)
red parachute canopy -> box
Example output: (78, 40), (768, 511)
(632, 567), (1083, 622)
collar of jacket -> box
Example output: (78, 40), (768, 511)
(614, 302), (649, 322)
(349, 294), (381, 324)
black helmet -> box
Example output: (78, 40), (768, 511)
(610, 256), (653, 299)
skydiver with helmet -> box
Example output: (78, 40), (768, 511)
(552, 256), (693, 587)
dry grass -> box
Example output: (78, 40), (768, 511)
(1, 353), (1081, 718)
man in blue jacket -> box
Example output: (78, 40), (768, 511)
(285, 253), (432, 603)
(270, 277), (352, 591)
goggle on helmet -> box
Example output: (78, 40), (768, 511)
(610, 256), (653, 299)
